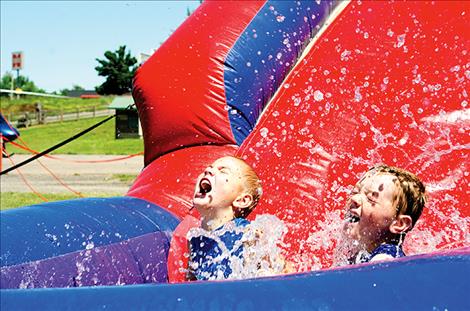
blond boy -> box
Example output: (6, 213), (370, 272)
(187, 156), (262, 280)
(343, 165), (426, 263)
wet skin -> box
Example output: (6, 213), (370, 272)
(193, 157), (245, 219)
(344, 172), (399, 252)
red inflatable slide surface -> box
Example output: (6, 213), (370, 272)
(129, 1), (469, 280)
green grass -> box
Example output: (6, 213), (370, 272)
(108, 174), (138, 183)
(1, 96), (114, 119)
(0, 192), (123, 210)
(7, 116), (143, 155)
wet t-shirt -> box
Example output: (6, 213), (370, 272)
(353, 243), (405, 264)
(369, 243), (405, 261)
(189, 218), (249, 280)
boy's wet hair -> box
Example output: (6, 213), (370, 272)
(368, 165), (426, 228)
(231, 156), (262, 218)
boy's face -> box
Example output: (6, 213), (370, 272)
(343, 172), (398, 252)
(193, 157), (247, 213)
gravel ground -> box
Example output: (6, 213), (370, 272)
(1, 154), (144, 194)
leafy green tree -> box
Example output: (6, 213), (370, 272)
(0, 72), (44, 93)
(95, 45), (138, 95)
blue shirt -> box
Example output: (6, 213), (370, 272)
(353, 243), (405, 264)
(349, 243), (406, 264)
(189, 218), (249, 280)
(369, 243), (405, 261)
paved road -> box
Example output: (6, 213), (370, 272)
(1, 154), (144, 195)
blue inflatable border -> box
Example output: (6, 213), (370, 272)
(1, 197), (179, 267)
(224, 0), (337, 145)
(2, 250), (469, 310)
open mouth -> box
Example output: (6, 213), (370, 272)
(345, 213), (360, 223)
(195, 178), (212, 198)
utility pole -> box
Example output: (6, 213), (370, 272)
(10, 73), (14, 100)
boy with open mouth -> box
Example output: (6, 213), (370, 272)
(342, 165), (427, 263)
(187, 156), (262, 280)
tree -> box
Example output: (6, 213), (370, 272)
(95, 45), (138, 95)
(59, 84), (85, 96)
(0, 72), (45, 93)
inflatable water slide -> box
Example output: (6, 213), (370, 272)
(1, 1), (469, 310)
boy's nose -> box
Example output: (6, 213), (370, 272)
(204, 167), (214, 176)
(349, 194), (362, 209)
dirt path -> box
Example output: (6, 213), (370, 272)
(1, 154), (144, 194)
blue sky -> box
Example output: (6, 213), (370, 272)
(1, 1), (201, 92)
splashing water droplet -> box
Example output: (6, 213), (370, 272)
(341, 50), (351, 61)
(85, 242), (95, 250)
(293, 97), (301, 106)
(314, 90), (324, 101)
(396, 34), (406, 48)
(354, 87), (362, 102)
(260, 127), (269, 138)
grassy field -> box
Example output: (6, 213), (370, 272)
(0, 192), (124, 210)
(2, 114), (142, 209)
(1, 95), (114, 119)
(109, 173), (138, 183)
(7, 116), (143, 155)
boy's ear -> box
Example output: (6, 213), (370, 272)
(232, 193), (254, 211)
(389, 214), (412, 234)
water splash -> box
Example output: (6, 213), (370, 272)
(186, 215), (289, 280)
(236, 215), (288, 278)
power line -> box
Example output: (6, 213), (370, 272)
(0, 115), (115, 175)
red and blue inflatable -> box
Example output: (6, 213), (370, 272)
(1, 1), (469, 309)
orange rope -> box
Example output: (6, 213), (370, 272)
(3, 148), (48, 202)
(36, 158), (84, 197)
(1, 114), (139, 197)
(1, 114), (143, 164)
(4, 139), (84, 197)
